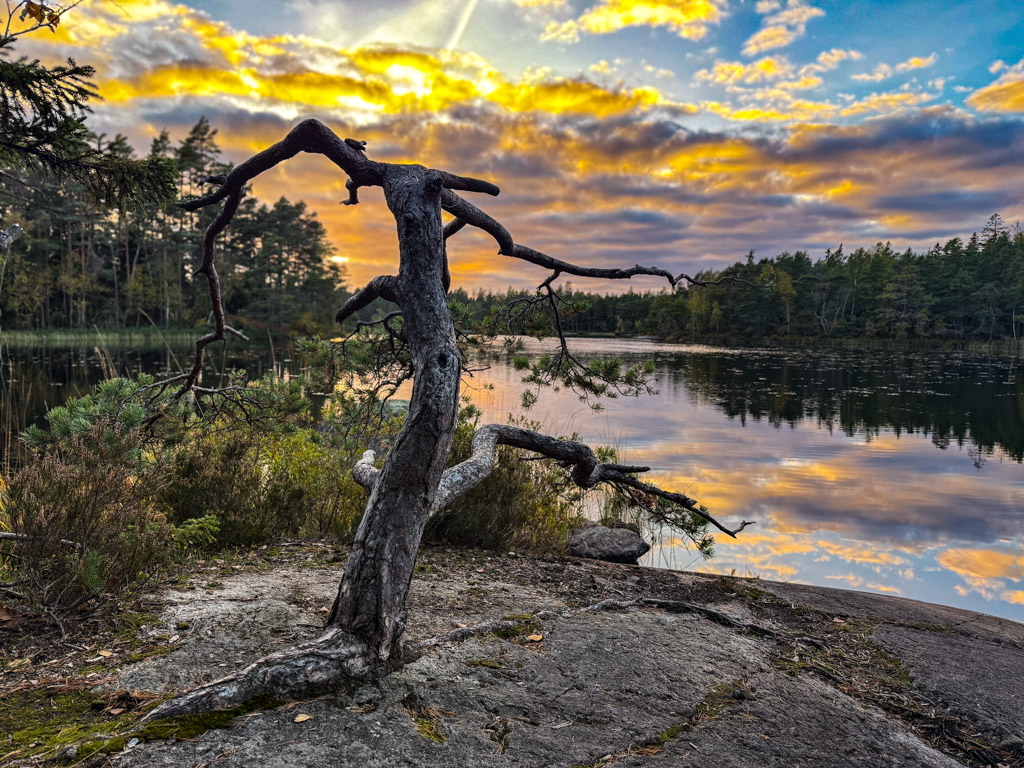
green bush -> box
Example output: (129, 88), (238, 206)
(424, 413), (586, 553)
(1, 427), (169, 610)
(155, 423), (371, 547)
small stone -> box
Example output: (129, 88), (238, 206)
(56, 745), (78, 760)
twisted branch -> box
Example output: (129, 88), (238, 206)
(430, 424), (748, 537)
(441, 189), (768, 290)
(334, 275), (401, 325)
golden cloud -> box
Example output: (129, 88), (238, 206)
(543, 0), (726, 43)
(817, 540), (906, 566)
(968, 71), (1024, 113)
(866, 582), (902, 595)
(895, 53), (937, 73)
(811, 48), (862, 71)
(27, 1), (682, 122)
(936, 548), (1024, 582)
(852, 54), (935, 83)
(743, 0), (823, 56)
(695, 56), (794, 85)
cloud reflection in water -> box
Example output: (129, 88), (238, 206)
(462, 339), (1024, 622)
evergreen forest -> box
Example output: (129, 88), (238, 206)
(2, 116), (1022, 344)
(0, 117), (347, 336)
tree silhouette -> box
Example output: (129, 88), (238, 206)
(145, 119), (752, 718)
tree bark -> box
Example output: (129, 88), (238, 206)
(325, 165), (461, 669)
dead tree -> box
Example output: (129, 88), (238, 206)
(146, 119), (751, 718)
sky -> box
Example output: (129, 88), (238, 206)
(10, 0), (1024, 292)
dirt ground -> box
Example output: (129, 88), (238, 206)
(2, 543), (1022, 768)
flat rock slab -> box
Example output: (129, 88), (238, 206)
(619, 672), (964, 768)
(873, 624), (1024, 751)
(60, 551), (1022, 768)
(118, 608), (769, 768)
(755, 579), (1024, 646)
(118, 568), (338, 692)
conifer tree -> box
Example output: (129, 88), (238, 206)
(0, 4), (175, 210)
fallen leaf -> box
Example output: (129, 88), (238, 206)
(526, 634), (544, 642)
(98, 650), (114, 657)
(293, 714), (313, 723)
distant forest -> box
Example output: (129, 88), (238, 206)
(1, 118), (1022, 343)
(0, 118), (346, 336)
(456, 213), (1024, 343)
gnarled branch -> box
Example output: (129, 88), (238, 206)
(352, 449), (380, 493)
(442, 189), (770, 290)
(335, 275), (401, 325)
(430, 424), (748, 537)
(0, 223), (23, 251)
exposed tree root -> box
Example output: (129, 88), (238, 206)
(142, 628), (371, 721)
(413, 619), (528, 650)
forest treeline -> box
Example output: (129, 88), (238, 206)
(454, 215), (1024, 343)
(2, 115), (1022, 343)
(0, 118), (347, 335)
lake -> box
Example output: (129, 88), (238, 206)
(2, 334), (1022, 622)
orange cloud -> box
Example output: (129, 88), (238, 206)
(936, 548), (1024, 582)
(816, 540), (906, 566)
(866, 582), (902, 595)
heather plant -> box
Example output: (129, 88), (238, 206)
(1, 426), (168, 610)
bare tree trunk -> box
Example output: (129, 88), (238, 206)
(141, 119), (752, 721)
(326, 166), (461, 669)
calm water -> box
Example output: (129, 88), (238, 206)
(2, 336), (1022, 621)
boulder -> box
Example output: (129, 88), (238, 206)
(568, 525), (650, 565)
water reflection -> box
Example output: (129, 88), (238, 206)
(2, 337), (1022, 621)
(463, 339), (1024, 622)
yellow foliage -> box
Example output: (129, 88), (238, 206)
(20, 1), (60, 28)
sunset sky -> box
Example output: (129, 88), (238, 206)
(12, 0), (1024, 292)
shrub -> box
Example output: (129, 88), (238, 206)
(263, 430), (368, 541)
(424, 412), (586, 553)
(155, 423), (371, 547)
(156, 424), (293, 547)
(1, 426), (169, 610)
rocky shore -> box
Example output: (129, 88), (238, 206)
(2, 545), (1022, 767)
